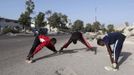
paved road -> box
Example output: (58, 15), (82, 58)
(0, 34), (134, 75)
(0, 34), (70, 75)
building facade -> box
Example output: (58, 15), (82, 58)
(0, 17), (21, 33)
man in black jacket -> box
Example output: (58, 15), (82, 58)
(59, 31), (93, 52)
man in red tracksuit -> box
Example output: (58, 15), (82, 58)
(26, 28), (57, 63)
(59, 31), (93, 52)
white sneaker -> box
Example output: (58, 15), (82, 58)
(104, 66), (113, 71)
(104, 66), (118, 71)
(112, 63), (117, 68)
(113, 68), (118, 71)
(25, 60), (33, 63)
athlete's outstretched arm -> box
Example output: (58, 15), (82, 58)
(106, 44), (114, 64)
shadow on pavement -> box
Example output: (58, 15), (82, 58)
(62, 47), (97, 55)
(33, 49), (78, 63)
(86, 47), (97, 55)
(118, 52), (132, 66)
(33, 47), (97, 63)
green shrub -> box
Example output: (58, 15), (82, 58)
(2, 27), (12, 34)
(2, 26), (20, 34)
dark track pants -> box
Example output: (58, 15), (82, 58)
(27, 37), (40, 58)
(113, 35), (126, 63)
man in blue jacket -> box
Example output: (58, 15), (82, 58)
(97, 32), (126, 71)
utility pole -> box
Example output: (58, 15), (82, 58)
(95, 7), (97, 22)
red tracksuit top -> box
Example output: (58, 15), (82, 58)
(33, 34), (51, 55)
(38, 34), (51, 45)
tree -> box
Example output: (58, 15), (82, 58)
(100, 24), (107, 34)
(107, 24), (115, 33)
(47, 12), (68, 30)
(35, 12), (46, 28)
(47, 12), (61, 29)
(18, 0), (35, 32)
(85, 23), (92, 32)
(125, 22), (129, 27)
(45, 10), (52, 19)
(26, 0), (35, 14)
(72, 20), (84, 31)
(59, 13), (68, 29)
(92, 21), (101, 32)
(18, 12), (31, 32)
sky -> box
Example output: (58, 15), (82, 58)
(0, 0), (134, 25)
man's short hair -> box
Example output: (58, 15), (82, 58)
(39, 28), (48, 35)
(51, 38), (57, 45)
(97, 38), (103, 45)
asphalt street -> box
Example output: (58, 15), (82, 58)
(0, 34), (134, 75)
(0, 34), (70, 75)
